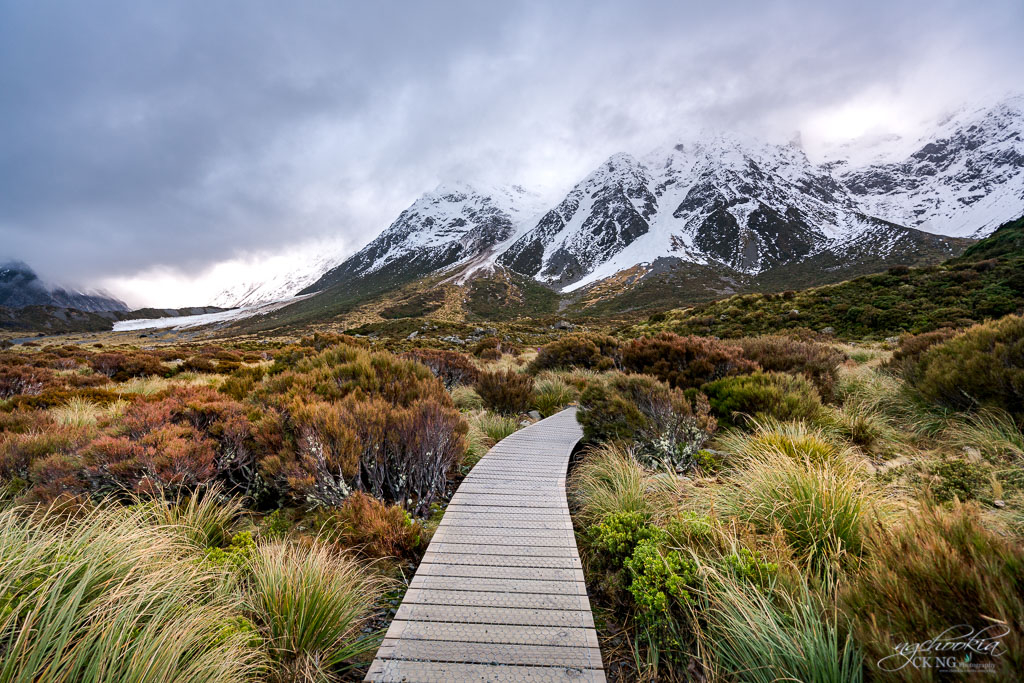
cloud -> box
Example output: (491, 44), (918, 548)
(1, 0), (1021, 305)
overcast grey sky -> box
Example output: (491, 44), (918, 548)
(1, 0), (1022, 306)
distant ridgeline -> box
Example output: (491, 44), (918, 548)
(631, 215), (1024, 340)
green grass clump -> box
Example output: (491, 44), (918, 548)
(0, 503), (264, 683)
(450, 385), (484, 411)
(694, 570), (863, 683)
(568, 444), (669, 528)
(247, 541), (385, 678)
(473, 411), (519, 443)
(532, 376), (579, 417)
(725, 433), (876, 573)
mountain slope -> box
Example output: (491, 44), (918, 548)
(838, 95), (1024, 237)
(631, 214), (1024, 339)
(0, 261), (128, 312)
(302, 183), (545, 297)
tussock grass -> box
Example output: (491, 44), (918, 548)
(719, 418), (859, 471)
(450, 385), (484, 411)
(532, 376), (579, 417)
(723, 424), (882, 573)
(248, 541), (386, 677)
(146, 485), (247, 548)
(568, 444), (678, 527)
(692, 567), (863, 683)
(943, 408), (1024, 463)
(473, 411), (519, 443)
(0, 503), (264, 683)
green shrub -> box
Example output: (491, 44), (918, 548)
(908, 314), (1024, 423)
(624, 538), (697, 672)
(577, 373), (716, 473)
(929, 458), (989, 502)
(620, 333), (757, 390)
(584, 510), (667, 573)
(474, 369), (534, 415)
(528, 333), (619, 373)
(205, 531), (257, 573)
(733, 335), (845, 401)
(532, 376), (579, 417)
(843, 503), (1024, 681)
(703, 371), (822, 428)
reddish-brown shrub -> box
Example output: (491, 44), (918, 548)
(475, 369), (535, 415)
(402, 349), (479, 389)
(620, 333), (756, 390)
(282, 395), (465, 513)
(181, 356), (217, 373)
(471, 336), (511, 360)
(299, 332), (366, 350)
(0, 366), (51, 398)
(321, 491), (424, 559)
(733, 335), (845, 402)
(528, 333), (620, 373)
(89, 352), (166, 381)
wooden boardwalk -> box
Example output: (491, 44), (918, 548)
(366, 408), (605, 682)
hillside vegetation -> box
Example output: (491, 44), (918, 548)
(631, 215), (1023, 340)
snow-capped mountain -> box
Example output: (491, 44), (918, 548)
(0, 261), (128, 312)
(211, 250), (346, 308)
(300, 182), (546, 295)
(838, 95), (1024, 237)
(496, 135), (894, 292)
(277, 96), (1023, 312)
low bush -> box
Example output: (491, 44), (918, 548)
(528, 333), (619, 373)
(90, 352), (168, 381)
(887, 328), (958, 381)
(907, 314), (1024, 423)
(733, 335), (845, 401)
(928, 458), (989, 502)
(402, 349), (479, 389)
(0, 365), (50, 399)
(702, 371), (822, 428)
(577, 373), (716, 472)
(470, 336), (506, 360)
(620, 333), (757, 390)
(475, 369), (534, 415)
(843, 503), (1024, 680)
(320, 491), (424, 560)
